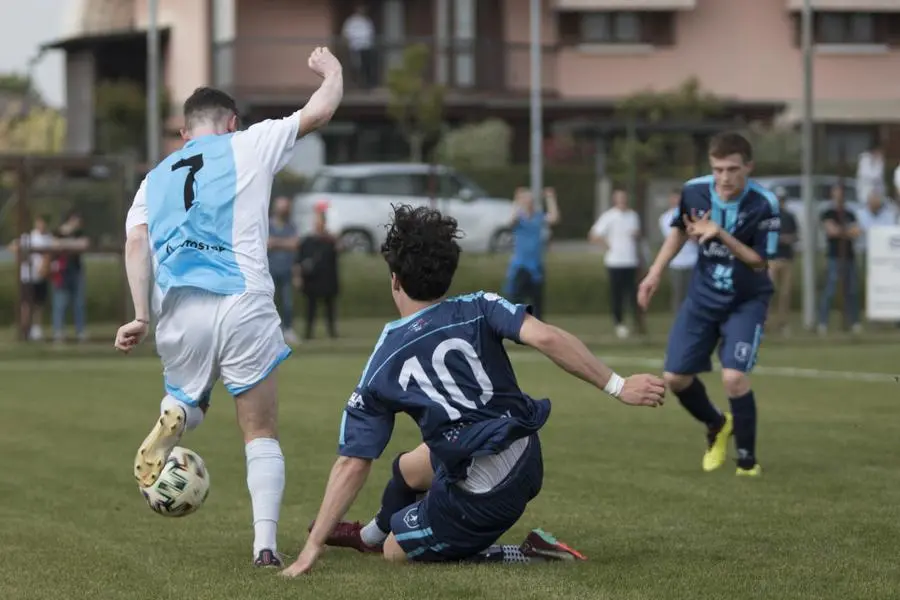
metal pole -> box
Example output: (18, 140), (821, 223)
(529, 0), (543, 210)
(147, 0), (161, 164)
(800, 0), (816, 330)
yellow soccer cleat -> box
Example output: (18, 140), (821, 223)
(736, 464), (762, 477)
(702, 412), (733, 472)
(134, 407), (187, 488)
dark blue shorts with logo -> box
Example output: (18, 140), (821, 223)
(390, 434), (543, 562)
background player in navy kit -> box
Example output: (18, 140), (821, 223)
(637, 132), (780, 477)
(282, 205), (665, 577)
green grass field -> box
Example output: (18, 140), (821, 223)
(1, 322), (899, 600)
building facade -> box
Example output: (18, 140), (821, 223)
(47, 0), (900, 163)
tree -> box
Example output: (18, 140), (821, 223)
(610, 77), (724, 183)
(95, 79), (170, 159)
(385, 44), (445, 162)
(435, 118), (512, 170)
(0, 105), (65, 153)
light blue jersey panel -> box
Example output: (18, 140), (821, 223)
(146, 134), (245, 296)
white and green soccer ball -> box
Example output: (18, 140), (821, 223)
(140, 446), (210, 517)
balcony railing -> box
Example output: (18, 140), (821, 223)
(214, 36), (558, 98)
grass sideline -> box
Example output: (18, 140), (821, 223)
(0, 251), (854, 325)
(1, 342), (899, 600)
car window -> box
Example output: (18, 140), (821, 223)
(309, 175), (333, 193)
(309, 175), (359, 194)
(360, 174), (427, 196)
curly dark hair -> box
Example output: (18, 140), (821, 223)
(381, 204), (462, 302)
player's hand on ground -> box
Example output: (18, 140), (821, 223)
(683, 211), (720, 243)
(114, 319), (148, 353)
(308, 47), (341, 79)
(281, 543), (324, 578)
(618, 374), (666, 407)
(637, 272), (660, 311)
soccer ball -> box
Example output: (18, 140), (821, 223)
(140, 446), (210, 517)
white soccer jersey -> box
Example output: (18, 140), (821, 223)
(125, 111), (302, 315)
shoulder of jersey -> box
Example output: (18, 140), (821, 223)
(682, 175), (712, 198)
(747, 180), (779, 213)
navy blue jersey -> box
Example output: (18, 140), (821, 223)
(670, 176), (780, 309)
(338, 291), (551, 481)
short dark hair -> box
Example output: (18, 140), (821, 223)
(381, 204), (462, 302)
(183, 87), (238, 129)
(708, 132), (753, 163)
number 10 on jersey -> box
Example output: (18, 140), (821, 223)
(398, 338), (494, 421)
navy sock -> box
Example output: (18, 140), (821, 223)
(729, 391), (757, 468)
(675, 377), (724, 428)
(374, 453), (422, 533)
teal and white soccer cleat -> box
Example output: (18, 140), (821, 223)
(134, 407), (187, 488)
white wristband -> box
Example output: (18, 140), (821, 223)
(604, 373), (625, 398)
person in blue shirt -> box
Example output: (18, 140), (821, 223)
(638, 132), (780, 477)
(503, 187), (560, 320)
(282, 205), (664, 577)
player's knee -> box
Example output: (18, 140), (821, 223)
(721, 369), (750, 397)
(663, 372), (694, 393)
(234, 378), (278, 442)
(160, 395), (204, 431)
(382, 535), (407, 563)
(397, 443), (433, 491)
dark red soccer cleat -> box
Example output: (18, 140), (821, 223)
(308, 519), (383, 554)
(520, 528), (587, 561)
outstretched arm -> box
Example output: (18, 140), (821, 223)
(517, 314), (664, 406)
(298, 47), (344, 138)
(283, 455), (372, 577)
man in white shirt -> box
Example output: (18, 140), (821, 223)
(589, 188), (642, 339)
(9, 214), (55, 341)
(658, 187), (697, 312)
(115, 47), (344, 568)
(856, 143), (885, 206)
(857, 190), (899, 252)
(342, 5), (376, 88)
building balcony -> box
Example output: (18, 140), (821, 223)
(213, 36), (558, 104)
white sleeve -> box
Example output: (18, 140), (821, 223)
(234, 110), (302, 175)
(125, 178), (149, 234)
(590, 212), (609, 237)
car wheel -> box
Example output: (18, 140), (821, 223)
(339, 229), (375, 254)
(489, 229), (514, 253)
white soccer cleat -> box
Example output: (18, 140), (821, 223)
(134, 407), (187, 488)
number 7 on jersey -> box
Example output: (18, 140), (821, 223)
(171, 154), (204, 211)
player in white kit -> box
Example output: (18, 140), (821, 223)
(114, 47), (343, 567)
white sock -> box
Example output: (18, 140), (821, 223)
(246, 437), (285, 555)
(159, 395), (204, 431)
(360, 518), (389, 546)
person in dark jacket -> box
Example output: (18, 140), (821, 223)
(294, 204), (340, 340)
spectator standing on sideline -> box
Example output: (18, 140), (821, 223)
(9, 213), (55, 341)
(589, 188), (642, 339)
(658, 187), (697, 311)
(818, 184), (862, 335)
(856, 190), (898, 252)
(268, 196), (301, 345)
(295, 202), (340, 340)
(52, 210), (89, 343)
(342, 4), (376, 88)
(856, 142), (885, 206)
(503, 186), (560, 321)
(767, 187), (799, 335)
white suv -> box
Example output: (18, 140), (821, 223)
(293, 163), (516, 253)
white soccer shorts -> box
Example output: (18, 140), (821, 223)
(155, 288), (291, 406)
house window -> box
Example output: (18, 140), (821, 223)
(559, 11), (675, 46)
(816, 13), (879, 44)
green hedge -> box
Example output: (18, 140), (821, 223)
(0, 252), (856, 326)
